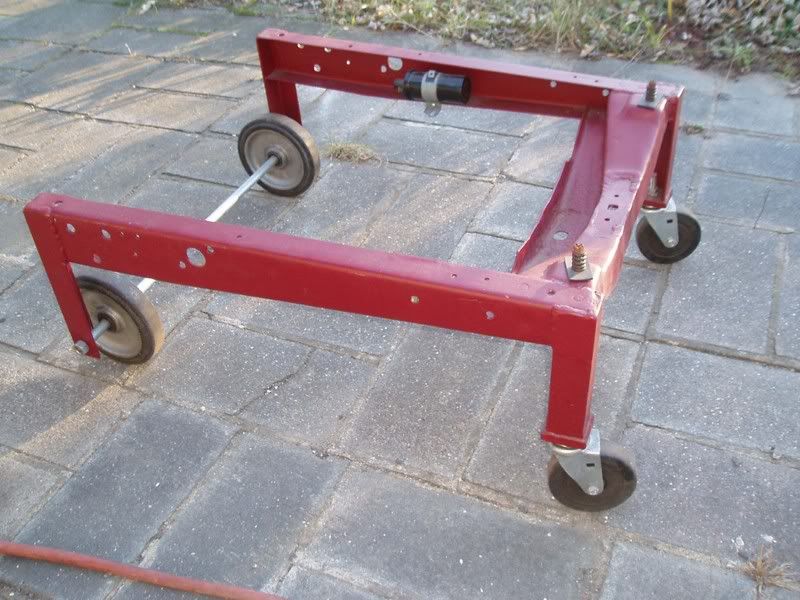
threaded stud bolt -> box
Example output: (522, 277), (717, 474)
(645, 80), (657, 103)
(572, 243), (588, 273)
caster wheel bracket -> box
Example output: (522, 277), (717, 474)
(641, 196), (679, 249)
(551, 427), (605, 496)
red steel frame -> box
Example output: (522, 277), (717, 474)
(24, 29), (682, 450)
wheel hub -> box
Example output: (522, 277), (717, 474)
(243, 129), (305, 192)
(80, 288), (143, 360)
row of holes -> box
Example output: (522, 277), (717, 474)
(65, 223), (212, 269)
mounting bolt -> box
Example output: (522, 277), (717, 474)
(571, 243), (588, 273)
(645, 80), (657, 103)
(73, 340), (90, 355)
(586, 485), (601, 496)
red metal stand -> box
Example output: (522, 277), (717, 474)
(25, 29), (683, 452)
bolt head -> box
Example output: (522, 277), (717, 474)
(586, 485), (601, 496)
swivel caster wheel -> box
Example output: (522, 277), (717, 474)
(636, 198), (701, 264)
(547, 428), (636, 511)
(77, 273), (164, 364)
(238, 114), (320, 197)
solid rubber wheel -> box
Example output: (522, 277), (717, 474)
(547, 443), (637, 511)
(237, 114), (320, 197)
(636, 210), (701, 264)
(77, 273), (164, 364)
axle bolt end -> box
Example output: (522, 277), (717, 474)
(571, 243), (588, 273)
(587, 485), (601, 496)
(645, 80), (657, 102)
(73, 340), (90, 355)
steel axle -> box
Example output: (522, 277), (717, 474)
(73, 154), (280, 355)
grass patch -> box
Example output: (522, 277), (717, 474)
(317, 0), (800, 74)
(324, 142), (379, 163)
(680, 123), (705, 135)
(741, 545), (797, 596)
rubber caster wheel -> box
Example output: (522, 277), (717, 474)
(238, 114), (320, 197)
(636, 211), (701, 264)
(77, 273), (164, 364)
(547, 443), (637, 511)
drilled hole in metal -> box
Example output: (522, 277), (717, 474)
(410, 295), (420, 304)
(297, 43), (304, 48)
(92, 254), (101, 264)
(66, 223), (76, 234)
(313, 64), (321, 72)
(553, 231), (568, 240)
(101, 229), (111, 240)
(380, 65), (387, 73)
(186, 247), (206, 267)
(324, 47), (332, 53)
(547, 289), (556, 295)
(485, 311), (495, 320)
(206, 246), (215, 254)
(608, 204), (619, 210)
(178, 261), (186, 269)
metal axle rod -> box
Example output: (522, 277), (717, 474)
(82, 155), (279, 347)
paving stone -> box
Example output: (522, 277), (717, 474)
(0, 451), (63, 538)
(0, 347), (107, 450)
(579, 58), (721, 95)
(0, 39), (66, 71)
(692, 171), (768, 226)
(0, 259), (27, 292)
(776, 235), (800, 360)
(302, 468), (604, 599)
(95, 88), (236, 133)
(178, 29), (261, 65)
(671, 130), (702, 205)
(633, 343), (800, 460)
(209, 84), (325, 135)
(719, 73), (794, 99)
(132, 317), (310, 414)
(714, 93), (797, 136)
(703, 132), (800, 182)
(275, 162), (409, 243)
(0, 270), (67, 353)
(127, 170), (291, 230)
(5, 51), (161, 113)
(505, 117), (579, 186)
(470, 180), (551, 241)
(385, 102), (535, 137)
(114, 434), (345, 598)
(0, 0), (61, 17)
(83, 27), (197, 57)
(15, 385), (143, 469)
(362, 118), (519, 177)
(0, 144), (25, 172)
(599, 542), (755, 600)
(278, 567), (384, 600)
(465, 336), (638, 505)
(206, 293), (403, 357)
(0, 2), (123, 43)
(759, 184), (800, 233)
(0, 101), (79, 151)
(361, 173), (493, 260)
(138, 62), (262, 99)
(0, 400), (234, 599)
(3, 115), (133, 201)
(302, 91), (394, 146)
(121, 7), (238, 34)
(0, 200), (34, 261)
(607, 426), (800, 566)
(654, 221), (778, 353)
(241, 350), (376, 447)
(162, 136), (244, 187)
(450, 232), (519, 271)
(341, 327), (515, 479)
(603, 264), (660, 334)
(59, 127), (196, 204)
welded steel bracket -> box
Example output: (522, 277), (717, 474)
(642, 196), (679, 248)
(552, 427), (604, 495)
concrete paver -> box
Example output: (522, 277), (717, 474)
(0, 6), (798, 599)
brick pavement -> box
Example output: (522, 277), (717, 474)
(1, 2), (799, 599)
